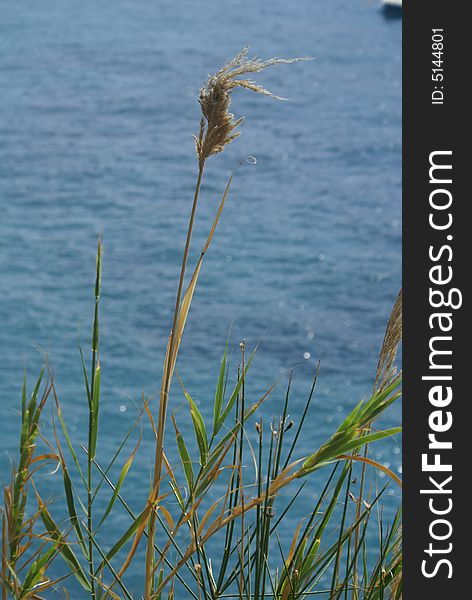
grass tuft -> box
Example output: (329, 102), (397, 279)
(1, 49), (401, 600)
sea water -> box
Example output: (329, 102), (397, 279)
(0, 0), (401, 595)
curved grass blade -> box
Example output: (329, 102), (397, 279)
(299, 428), (401, 476)
(99, 504), (152, 568)
(217, 348), (256, 431)
(213, 347), (227, 437)
(171, 414), (194, 491)
(89, 362), (101, 460)
(178, 377), (208, 467)
(62, 467), (88, 559)
(39, 503), (91, 592)
(51, 383), (86, 487)
(97, 437), (141, 529)
(20, 543), (58, 599)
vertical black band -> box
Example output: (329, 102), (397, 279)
(403, 2), (467, 597)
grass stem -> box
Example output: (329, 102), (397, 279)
(145, 162), (205, 599)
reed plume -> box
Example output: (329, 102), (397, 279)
(195, 47), (307, 166)
(374, 288), (403, 393)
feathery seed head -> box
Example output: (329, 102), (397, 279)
(195, 47), (309, 166)
(374, 288), (402, 392)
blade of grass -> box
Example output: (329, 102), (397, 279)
(39, 502), (91, 592)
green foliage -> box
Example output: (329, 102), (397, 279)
(1, 261), (402, 599)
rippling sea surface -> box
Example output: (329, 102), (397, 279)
(1, 0), (401, 595)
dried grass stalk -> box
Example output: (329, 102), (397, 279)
(145, 48), (308, 599)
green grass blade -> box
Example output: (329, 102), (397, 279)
(27, 368), (44, 428)
(20, 543), (58, 598)
(218, 348), (256, 429)
(213, 347), (227, 436)
(89, 534), (134, 600)
(300, 428), (401, 475)
(97, 449), (137, 529)
(62, 467), (88, 559)
(79, 343), (92, 411)
(171, 414), (194, 492)
(52, 384), (87, 487)
(90, 362), (101, 460)
(100, 505), (151, 567)
(40, 505), (91, 592)
(179, 378), (208, 467)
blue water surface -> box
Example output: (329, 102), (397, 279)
(0, 0), (401, 596)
